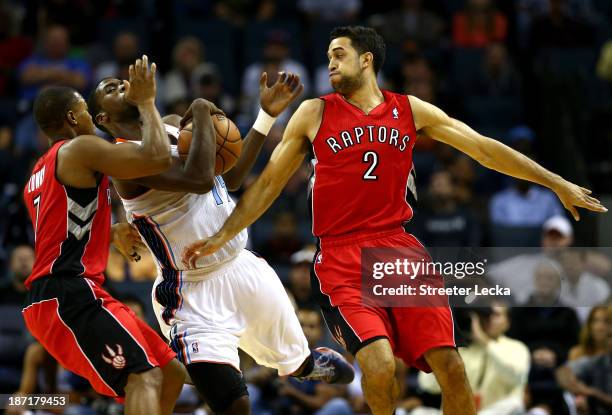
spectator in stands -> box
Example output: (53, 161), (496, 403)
(95, 31), (140, 81)
(368, 0), (444, 48)
(18, 24), (91, 105)
(556, 306), (612, 415)
(412, 170), (481, 247)
(569, 305), (610, 360)
(489, 179), (563, 228)
(161, 36), (218, 109)
(527, 0), (595, 55)
(469, 42), (521, 97)
(275, 308), (351, 415)
(0, 244), (33, 302)
(510, 260), (581, 365)
(241, 30), (309, 124)
(191, 65), (236, 118)
(419, 301), (530, 414)
(0, 245), (35, 393)
(452, 0), (508, 48)
(298, 0), (361, 22)
(557, 250), (610, 322)
(288, 247), (318, 309)
(0, 6), (33, 98)
(489, 215), (610, 303)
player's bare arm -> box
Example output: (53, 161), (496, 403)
(223, 71), (304, 191)
(58, 55), (172, 186)
(182, 98), (322, 267)
(409, 95), (607, 220)
(123, 98), (220, 193)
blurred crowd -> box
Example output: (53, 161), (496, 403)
(0, 0), (611, 414)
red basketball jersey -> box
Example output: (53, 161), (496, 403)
(310, 90), (417, 238)
(23, 140), (111, 288)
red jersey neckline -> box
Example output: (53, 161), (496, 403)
(337, 89), (389, 116)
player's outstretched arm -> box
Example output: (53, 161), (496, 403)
(409, 95), (607, 220)
(223, 71), (304, 191)
(181, 99), (315, 268)
(125, 98), (220, 193)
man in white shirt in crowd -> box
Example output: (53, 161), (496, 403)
(417, 301), (530, 415)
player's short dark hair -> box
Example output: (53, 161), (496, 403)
(87, 79), (112, 135)
(33, 86), (79, 134)
(330, 26), (386, 74)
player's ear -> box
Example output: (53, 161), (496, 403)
(66, 110), (78, 126)
(361, 52), (373, 71)
(95, 112), (109, 127)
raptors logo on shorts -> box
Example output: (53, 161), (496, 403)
(102, 344), (127, 370)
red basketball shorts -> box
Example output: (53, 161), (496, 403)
(23, 275), (175, 397)
(312, 228), (457, 372)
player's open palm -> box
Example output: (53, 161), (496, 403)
(125, 54), (157, 106)
(259, 71), (304, 117)
(554, 180), (607, 220)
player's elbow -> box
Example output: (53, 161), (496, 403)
(191, 177), (215, 194)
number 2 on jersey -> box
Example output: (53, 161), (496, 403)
(362, 151), (379, 180)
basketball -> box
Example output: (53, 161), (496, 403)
(178, 114), (242, 175)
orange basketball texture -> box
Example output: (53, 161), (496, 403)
(177, 114), (242, 175)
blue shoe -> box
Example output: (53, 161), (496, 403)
(299, 347), (355, 384)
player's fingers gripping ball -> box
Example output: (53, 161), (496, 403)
(178, 114), (242, 175)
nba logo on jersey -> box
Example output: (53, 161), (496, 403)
(392, 107), (399, 119)
(192, 341), (199, 354)
(315, 252), (323, 264)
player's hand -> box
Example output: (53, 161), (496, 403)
(180, 98), (225, 129)
(112, 222), (147, 262)
(259, 71), (304, 117)
(552, 180), (607, 221)
(182, 233), (229, 268)
(125, 55), (157, 106)
(470, 313), (490, 345)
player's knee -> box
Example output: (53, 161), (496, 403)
(222, 395), (251, 415)
(126, 367), (163, 392)
(360, 355), (395, 386)
(162, 358), (187, 387)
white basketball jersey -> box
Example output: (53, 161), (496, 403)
(118, 125), (248, 274)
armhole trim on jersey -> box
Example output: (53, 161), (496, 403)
(310, 98), (327, 147)
(404, 94), (418, 140)
(53, 140), (73, 186)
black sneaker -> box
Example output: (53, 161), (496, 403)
(297, 347), (355, 384)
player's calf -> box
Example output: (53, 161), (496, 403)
(356, 338), (398, 415)
(125, 367), (163, 415)
(160, 359), (186, 415)
(424, 347), (476, 415)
